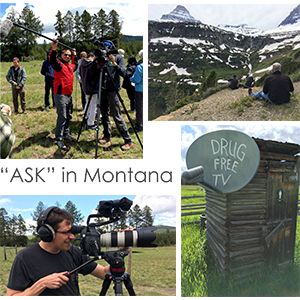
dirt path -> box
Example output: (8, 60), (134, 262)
(154, 82), (300, 121)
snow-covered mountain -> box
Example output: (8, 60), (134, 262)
(279, 4), (300, 27)
(160, 5), (201, 23)
(218, 24), (264, 36)
(148, 4), (300, 120)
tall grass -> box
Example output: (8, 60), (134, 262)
(181, 185), (300, 297)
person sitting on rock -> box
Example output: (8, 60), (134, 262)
(228, 74), (239, 90)
(250, 63), (294, 105)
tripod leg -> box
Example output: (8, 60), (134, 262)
(113, 278), (124, 296)
(77, 93), (92, 141)
(123, 273), (136, 296)
(95, 67), (104, 159)
(77, 76), (98, 141)
(104, 66), (143, 150)
(99, 273), (112, 296)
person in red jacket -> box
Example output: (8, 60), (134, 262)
(49, 41), (78, 150)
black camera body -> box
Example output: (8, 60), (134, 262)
(94, 40), (119, 65)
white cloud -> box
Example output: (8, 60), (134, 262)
(0, 197), (11, 205)
(133, 195), (176, 226)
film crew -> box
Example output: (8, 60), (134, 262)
(6, 57), (27, 114)
(75, 51), (87, 110)
(49, 40), (78, 150)
(99, 42), (133, 151)
(0, 103), (15, 159)
(6, 207), (110, 296)
(79, 52), (99, 130)
(122, 56), (137, 112)
(41, 51), (55, 111)
(250, 62), (294, 104)
(130, 50), (143, 132)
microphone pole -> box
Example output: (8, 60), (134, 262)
(12, 21), (74, 51)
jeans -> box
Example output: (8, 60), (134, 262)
(100, 90), (132, 144)
(44, 80), (54, 108)
(54, 94), (73, 140)
(251, 91), (275, 104)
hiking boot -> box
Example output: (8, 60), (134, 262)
(248, 88), (252, 96)
(87, 124), (97, 130)
(99, 136), (110, 144)
(23, 110), (27, 114)
(63, 134), (76, 142)
(57, 139), (66, 150)
(45, 106), (50, 111)
(121, 143), (132, 151)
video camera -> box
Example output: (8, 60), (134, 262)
(94, 40), (119, 65)
(71, 197), (157, 257)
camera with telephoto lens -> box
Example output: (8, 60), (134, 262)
(71, 197), (157, 257)
(94, 40), (119, 65)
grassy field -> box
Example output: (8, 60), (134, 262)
(0, 246), (175, 296)
(181, 185), (300, 297)
(0, 61), (143, 159)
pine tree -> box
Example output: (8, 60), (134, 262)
(29, 201), (46, 242)
(93, 9), (109, 42)
(107, 9), (123, 45)
(0, 208), (10, 246)
(141, 205), (154, 227)
(128, 204), (143, 229)
(80, 10), (94, 50)
(54, 10), (67, 46)
(73, 11), (82, 47)
(64, 200), (84, 225)
(63, 10), (74, 44)
(1, 6), (44, 60)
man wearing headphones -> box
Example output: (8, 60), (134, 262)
(6, 207), (110, 296)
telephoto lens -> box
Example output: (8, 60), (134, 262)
(100, 227), (157, 248)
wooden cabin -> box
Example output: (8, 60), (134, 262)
(206, 138), (300, 281)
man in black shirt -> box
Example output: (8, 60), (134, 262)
(251, 63), (294, 104)
(228, 74), (239, 90)
(6, 207), (110, 296)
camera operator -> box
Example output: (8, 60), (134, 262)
(79, 52), (98, 130)
(6, 207), (110, 296)
(49, 41), (78, 150)
(98, 42), (133, 151)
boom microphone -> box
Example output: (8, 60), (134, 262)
(0, 19), (74, 50)
(0, 19), (14, 38)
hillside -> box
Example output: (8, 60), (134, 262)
(153, 82), (300, 121)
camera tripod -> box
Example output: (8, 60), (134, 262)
(100, 250), (136, 296)
(77, 60), (143, 159)
(65, 250), (135, 296)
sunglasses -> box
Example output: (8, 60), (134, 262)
(56, 229), (73, 236)
(63, 53), (72, 57)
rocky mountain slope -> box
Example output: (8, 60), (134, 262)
(153, 82), (300, 121)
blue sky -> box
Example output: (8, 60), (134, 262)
(148, 3), (299, 31)
(0, 195), (176, 231)
(1, 2), (144, 38)
(181, 123), (300, 174)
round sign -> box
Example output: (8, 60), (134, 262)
(185, 129), (260, 193)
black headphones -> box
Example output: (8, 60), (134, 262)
(37, 206), (57, 242)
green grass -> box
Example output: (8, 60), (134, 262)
(1, 61), (143, 159)
(0, 246), (175, 296)
(181, 185), (300, 297)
